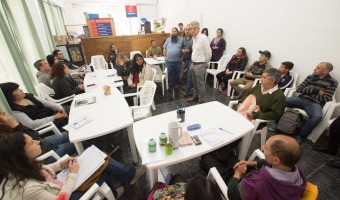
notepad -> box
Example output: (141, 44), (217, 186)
(199, 128), (233, 146)
(56, 145), (106, 191)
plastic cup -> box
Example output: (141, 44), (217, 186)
(165, 143), (173, 155)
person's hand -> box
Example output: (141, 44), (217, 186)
(0, 112), (19, 128)
(68, 159), (79, 174)
(227, 70), (233, 75)
(60, 157), (76, 168)
(59, 108), (68, 118)
(234, 160), (256, 168)
(78, 84), (84, 90)
(181, 49), (186, 54)
(130, 84), (136, 88)
(245, 71), (252, 77)
(233, 163), (247, 179)
(225, 69), (230, 75)
(319, 90), (325, 95)
(253, 105), (260, 112)
(53, 111), (64, 120)
(246, 112), (253, 120)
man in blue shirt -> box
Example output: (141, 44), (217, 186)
(163, 27), (183, 89)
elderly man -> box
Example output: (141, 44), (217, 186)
(228, 135), (307, 200)
(147, 40), (162, 58)
(163, 27), (183, 89)
(286, 62), (338, 142)
(230, 50), (271, 100)
(34, 59), (52, 87)
(200, 68), (286, 175)
(186, 21), (212, 103)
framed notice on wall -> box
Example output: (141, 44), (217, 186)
(87, 18), (116, 37)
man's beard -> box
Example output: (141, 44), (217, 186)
(171, 35), (178, 43)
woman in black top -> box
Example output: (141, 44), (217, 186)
(114, 52), (132, 93)
(216, 47), (248, 94)
(50, 62), (84, 99)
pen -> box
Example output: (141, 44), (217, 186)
(219, 128), (234, 135)
(74, 118), (87, 125)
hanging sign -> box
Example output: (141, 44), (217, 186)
(125, 5), (137, 17)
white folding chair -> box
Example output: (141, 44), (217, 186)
(227, 70), (244, 97)
(136, 68), (157, 110)
(123, 81), (157, 121)
(90, 55), (109, 71)
(205, 55), (231, 88)
(37, 150), (115, 200)
(283, 70), (299, 96)
(152, 66), (168, 96)
(34, 121), (62, 136)
(130, 51), (142, 59)
(35, 83), (74, 105)
(286, 89), (337, 142)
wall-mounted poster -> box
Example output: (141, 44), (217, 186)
(88, 18), (115, 37)
(125, 5), (137, 17)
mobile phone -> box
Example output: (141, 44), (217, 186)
(187, 123), (201, 131)
(191, 135), (202, 145)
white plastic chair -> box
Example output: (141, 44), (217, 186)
(285, 89), (337, 142)
(307, 102), (340, 142)
(123, 81), (157, 121)
(153, 67), (168, 96)
(35, 83), (74, 105)
(205, 55), (231, 88)
(228, 100), (269, 150)
(207, 149), (318, 200)
(130, 51), (142, 59)
(34, 121), (62, 136)
(136, 68), (157, 110)
(227, 70), (244, 97)
(283, 71), (299, 96)
(90, 55), (109, 71)
(36, 150), (115, 200)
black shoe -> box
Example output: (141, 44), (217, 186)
(313, 146), (337, 156)
(327, 158), (340, 169)
(184, 91), (192, 97)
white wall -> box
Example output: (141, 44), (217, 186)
(158, 0), (340, 100)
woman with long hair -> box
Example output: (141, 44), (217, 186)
(114, 52), (132, 93)
(125, 53), (153, 106)
(50, 62), (84, 100)
(216, 47), (248, 94)
(0, 132), (146, 200)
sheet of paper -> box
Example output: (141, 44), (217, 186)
(57, 145), (106, 191)
(140, 138), (166, 165)
(199, 128), (233, 146)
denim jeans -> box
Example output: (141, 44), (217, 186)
(44, 133), (76, 164)
(166, 61), (182, 87)
(184, 59), (193, 92)
(286, 96), (322, 138)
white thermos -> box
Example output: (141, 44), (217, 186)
(168, 119), (183, 149)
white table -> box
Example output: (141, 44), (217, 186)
(83, 69), (124, 93)
(144, 57), (165, 70)
(68, 87), (138, 162)
(133, 101), (254, 186)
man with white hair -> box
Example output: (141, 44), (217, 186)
(186, 21), (212, 103)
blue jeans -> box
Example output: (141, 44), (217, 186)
(44, 133), (76, 164)
(166, 61), (182, 87)
(184, 59), (193, 92)
(286, 96), (322, 138)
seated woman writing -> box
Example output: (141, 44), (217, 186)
(114, 52), (132, 93)
(50, 62), (84, 100)
(0, 82), (69, 130)
(0, 132), (146, 200)
(125, 53), (153, 106)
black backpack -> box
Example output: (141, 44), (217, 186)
(276, 110), (303, 135)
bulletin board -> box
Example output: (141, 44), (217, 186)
(87, 18), (116, 37)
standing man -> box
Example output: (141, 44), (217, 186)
(147, 40), (162, 58)
(163, 27), (183, 89)
(182, 24), (193, 96)
(186, 21), (212, 103)
(34, 59), (52, 87)
(285, 62), (338, 142)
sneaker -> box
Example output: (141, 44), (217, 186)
(129, 165), (146, 185)
(268, 122), (277, 131)
(221, 88), (228, 95)
(115, 187), (124, 199)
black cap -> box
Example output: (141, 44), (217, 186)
(259, 50), (271, 59)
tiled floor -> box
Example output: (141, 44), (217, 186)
(94, 78), (340, 200)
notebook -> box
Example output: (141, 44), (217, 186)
(74, 96), (96, 107)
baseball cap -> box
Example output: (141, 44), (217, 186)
(259, 50), (271, 59)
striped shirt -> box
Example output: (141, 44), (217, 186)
(297, 74), (338, 106)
